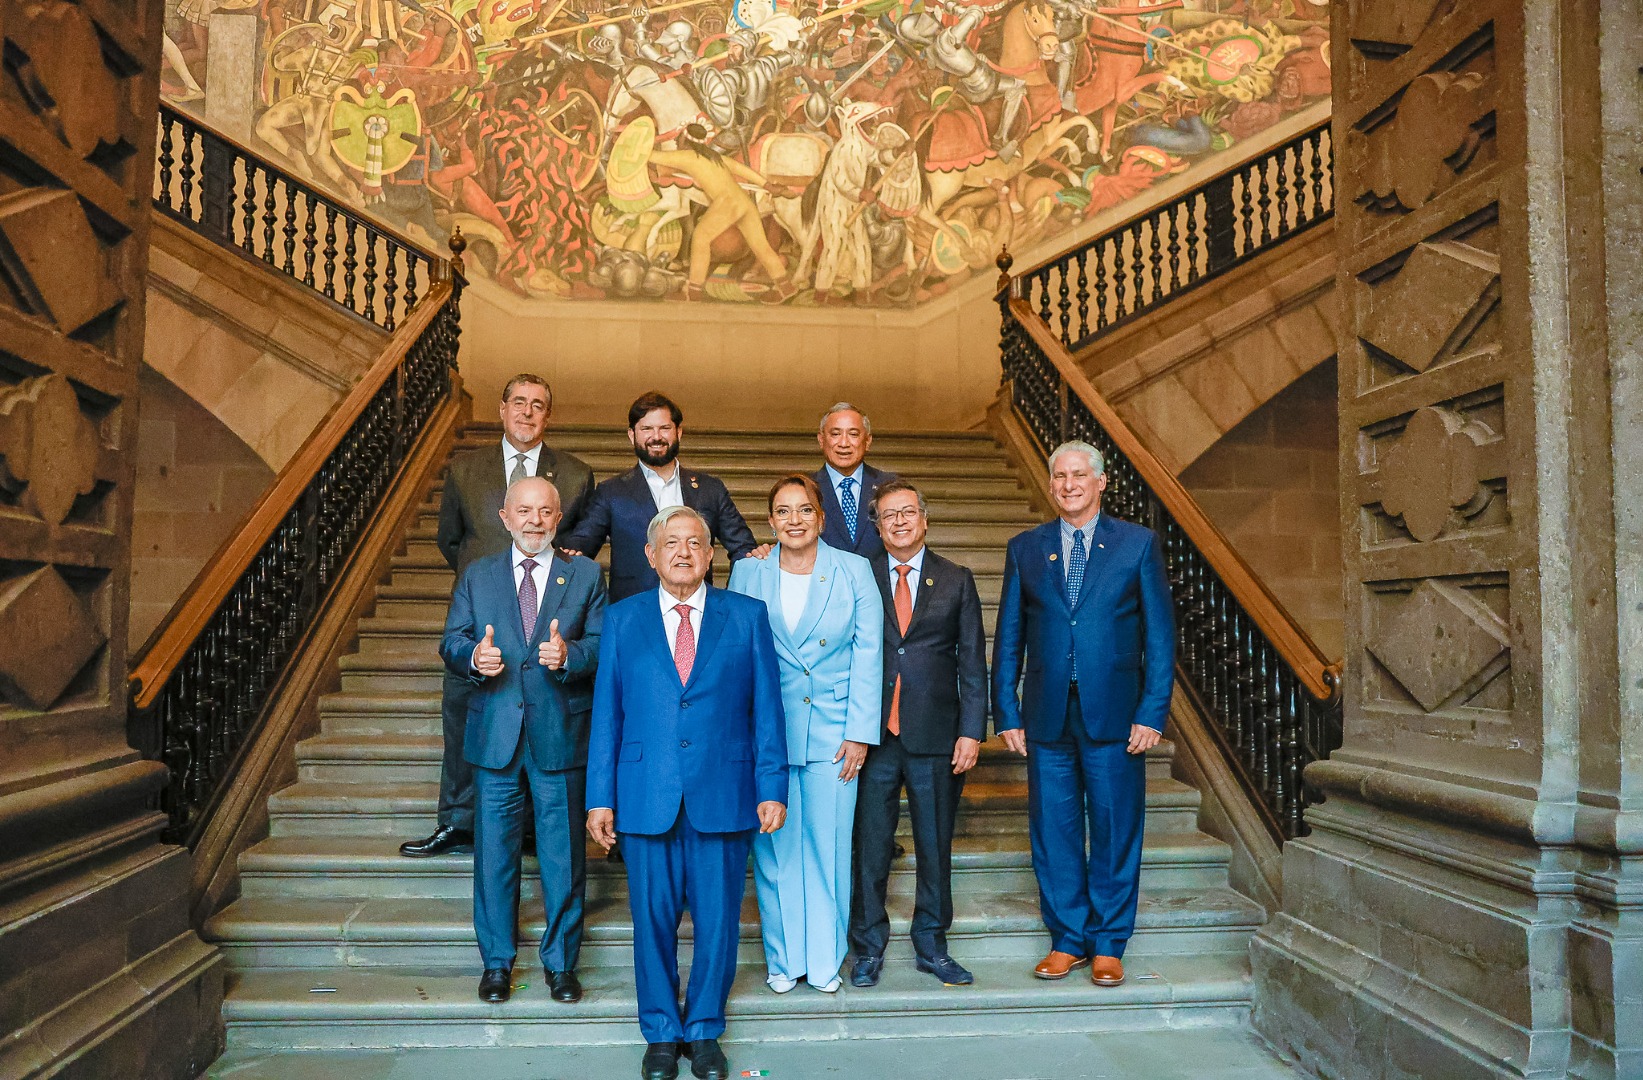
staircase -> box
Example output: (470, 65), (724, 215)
(205, 425), (1265, 1050)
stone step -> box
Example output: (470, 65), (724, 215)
(389, 545), (1011, 577)
(432, 474), (1033, 505)
(460, 425), (1006, 458)
(236, 829), (1232, 901)
(206, 881), (1262, 970)
(218, 952), (1254, 1050)
(518, 453), (1023, 482)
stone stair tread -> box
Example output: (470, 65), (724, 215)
(317, 690), (441, 715)
(221, 952), (1251, 1026)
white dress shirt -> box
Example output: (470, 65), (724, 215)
(640, 462), (685, 511)
(660, 582), (707, 656)
(887, 546), (926, 608)
(503, 440), (542, 484)
(1059, 515), (1101, 576)
(778, 567), (812, 634)
(471, 545), (552, 671)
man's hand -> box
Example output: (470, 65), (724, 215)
(473, 624), (503, 677)
(538, 619), (567, 669)
(835, 739), (868, 782)
(1000, 728), (1028, 757)
(559, 547), (583, 558)
(951, 736), (981, 775)
(1127, 724), (1162, 755)
(748, 543), (773, 560)
(757, 800), (787, 833)
(587, 808), (616, 850)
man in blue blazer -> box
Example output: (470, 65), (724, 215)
(587, 506), (788, 1080)
(440, 477), (606, 1006)
(991, 441), (1175, 989)
(811, 402), (896, 562)
(560, 392), (760, 602)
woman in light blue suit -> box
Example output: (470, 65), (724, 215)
(729, 473), (883, 993)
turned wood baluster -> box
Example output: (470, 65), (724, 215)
(322, 207), (338, 298)
(1073, 250), (1089, 343)
(402, 254), (420, 313)
(1148, 213), (1164, 305)
(262, 172), (277, 263)
(240, 158), (257, 253)
(383, 239), (400, 331)
(282, 180), (297, 275)
(1112, 233), (1128, 321)
(158, 118), (175, 210)
(1129, 229), (1145, 315)
(1093, 238), (1109, 329)
(178, 123), (197, 220)
(1056, 259), (1072, 345)
(1255, 155), (1273, 248)
(363, 228), (379, 323)
(1273, 145), (1292, 238)
(301, 192), (317, 287)
(343, 220), (358, 310)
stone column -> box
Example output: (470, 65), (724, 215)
(1251, 2), (1640, 1077)
(0, 0), (223, 1076)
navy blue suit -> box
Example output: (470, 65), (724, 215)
(441, 549), (606, 975)
(991, 515), (1174, 960)
(813, 463), (895, 561)
(560, 465), (757, 602)
(588, 588), (787, 1043)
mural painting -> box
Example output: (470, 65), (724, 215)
(164, 0), (1331, 306)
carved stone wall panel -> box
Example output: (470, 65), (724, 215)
(1356, 387), (1509, 548)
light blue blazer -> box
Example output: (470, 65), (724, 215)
(729, 541), (884, 764)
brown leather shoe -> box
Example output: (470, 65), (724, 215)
(1032, 951), (1089, 980)
(1090, 955), (1125, 986)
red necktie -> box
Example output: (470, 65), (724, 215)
(673, 603), (695, 684)
(887, 565), (913, 736)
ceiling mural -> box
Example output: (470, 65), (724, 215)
(163, 0), (1331, 307)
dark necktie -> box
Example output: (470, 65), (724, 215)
(887, 564), (913, 736)
(840, 477), (858, 541)
(509, 453), (527, 486)
(1067, 530), (1086, 681)
(673, 603), (695, 684)
(518, 557), (538, 639)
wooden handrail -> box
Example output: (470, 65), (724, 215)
(1009, 297), (1341, 701)
(129, 280), (451, 709)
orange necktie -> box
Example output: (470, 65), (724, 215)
(887, 565), (913, 736)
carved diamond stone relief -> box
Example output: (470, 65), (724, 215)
(0, 374), (102, 525)
(4, 0), (122, 157)
(1362, 240), (1500, 373)
(0, 566), (105, 709)
(1349, 0), (1447, 53)
(1379, 406), (1495, 542)
(0, 189), (123, 333)
(1367, 580), (1509, 712)
(1364, 72), (1488, 212)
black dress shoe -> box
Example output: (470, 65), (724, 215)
(916, 953), (974, 986)
(399, 825), (473, 857)
(684, 1038), (729, 1080)
(850, 954), (884, 987)
(641, 1041), (680, 1080)
(546, 969), (582, 1003)
(478, 967), (512, 1003)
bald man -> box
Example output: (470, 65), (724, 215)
(441, 477), (608, 1004)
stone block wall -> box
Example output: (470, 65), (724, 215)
(1180, 359), (1342, 659)
(130, 366), (274, 650)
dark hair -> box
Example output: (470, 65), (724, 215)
(628, 391), (683, 429)
(868, 478), (927, 520)
(767, 473), (825, 521)
(502, 373), (552, 408)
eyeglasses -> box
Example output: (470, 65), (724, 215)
(875, 508), (923, 523)
(772, 505), (818, 520)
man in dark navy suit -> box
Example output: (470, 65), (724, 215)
(560, 392), (760, 603)
(811, 402), (895, 562)
(587, 506), (788, 1080)
(848, 480), (986, 990)
(991, 441), (1175, 989)
(439, 476), (606, 1005)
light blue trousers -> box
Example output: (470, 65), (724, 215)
(753, 760), (857, 985)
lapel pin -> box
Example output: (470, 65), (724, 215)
(1098, 543), (1105, 549)
(1049, 553), (1058, 562)
(556, 576), (566, 585)
(926, 578), (934, 586)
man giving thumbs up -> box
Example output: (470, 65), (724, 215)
(439, 476), (607, 1006)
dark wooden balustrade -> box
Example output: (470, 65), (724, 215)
(1017, 121), (1334, 354)
(995, 119), (1341, 841)
(154, 103), (435, 332)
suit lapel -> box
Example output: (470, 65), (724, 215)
(872, 556), (899, 644)
(1036, 522), (1071, 612)
(637, 592), (677, 682)
(678, 467), (704, 511)
(747, 553), (804, 663)
(1069, 516), (1117, 615)
(529, 554), (570, 647)
(905, 549), (939, 634)
(492, 554), (528, 652)
(685, 588), (728, 691)
(791, 543), (838, 647)
(533, 446), (557, 486)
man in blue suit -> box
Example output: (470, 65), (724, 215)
(991, 441), (1175, 989)
(587, 506), (788, 1080)
(560, 392), (761, 602)
(440, 477), (606, 1005)
(811, 402), (895, 562)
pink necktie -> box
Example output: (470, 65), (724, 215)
(673, 603), (695, 684)
(518, 558), (538, 638)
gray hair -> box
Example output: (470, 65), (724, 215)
(818, 401), (872, 435)
(646, 504), (710, 548)
(1048, 440), (1106, 477)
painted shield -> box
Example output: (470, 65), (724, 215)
(330, 86), (423, 176)
(607, 116), (661, 212)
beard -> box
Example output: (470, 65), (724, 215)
(635, 436), (681, 468)
(512, 529), (555, 556)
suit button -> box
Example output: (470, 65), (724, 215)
(898, 647), (905, 655)
(803, 669), (810, 676)
(819, 639), (827, 646)
(1071, 620), (1077, 627)
(680, 740), (690, 748)
(803, 696), (811, 704)
(681, 702), (692, 709)
(518, 701), (526, 707)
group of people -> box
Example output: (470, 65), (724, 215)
(409, 376), (1176, 1080)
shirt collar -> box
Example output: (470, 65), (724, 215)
(659, 582), (707, 614)
(825, 462), (865, 488)
(889, 546), (926, 574)
(639, 461), (681, 486)
(504, 439), (542, 464)
(1060, 515), (1100, 541)
(512, 544), (551, 572)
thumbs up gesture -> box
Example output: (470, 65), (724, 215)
(473, 624), (504, 677)
(539, 618), (567, 670)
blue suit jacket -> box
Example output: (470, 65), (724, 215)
(559, 465), (758, 602)
(813, 463), (896, 561)
(440, 549), (606, 771)
(587, 588), (788, 835)
(728, 541), (884, 764)
(991, 516), (1175, 742)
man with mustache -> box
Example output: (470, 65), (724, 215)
(560, 391), (761, 602)
(439, 476), (607, 1005)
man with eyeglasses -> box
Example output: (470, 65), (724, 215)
(812, 402), (896, 561)
(403, 374), (595, 859)
(847, 479), (987, 989)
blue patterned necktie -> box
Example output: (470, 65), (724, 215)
(840, 477), (858, 541)
(1067, 529), (1086, 681)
